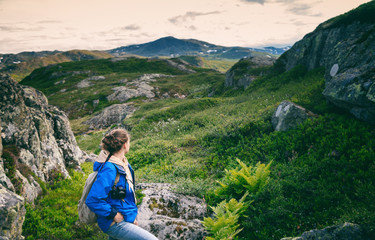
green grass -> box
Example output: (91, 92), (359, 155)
(23, 162), (108, 240)
(20, 57), (225, 119)
(22, 57), (375, 239)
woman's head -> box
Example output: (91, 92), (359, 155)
(101, 128), (130, 154)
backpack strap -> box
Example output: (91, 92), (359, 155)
(114, 171), (120, 186)
(98, 153), (112, 172)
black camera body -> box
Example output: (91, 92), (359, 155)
(110, 186), (127, 199)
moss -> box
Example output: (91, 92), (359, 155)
(2, 145), (23, 194)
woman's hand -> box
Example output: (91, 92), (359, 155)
(114, 212), (124, 223)
(133, 219), (139, 226)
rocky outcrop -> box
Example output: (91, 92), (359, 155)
(137, 183), (207, 240)
(0, 185), (25, 240)
(225, 55), (276, 89)
(281, 222), (366, 240)
(272, 101), (317, 131)
(84, 103), (137, 130)
(107, 74), (173, 103)
(0, 73), (85, 202)
(76, 76), (106, 88)
(274, 2), (375, 123)
(166, 59), (196, 73)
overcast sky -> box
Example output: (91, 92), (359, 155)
(0, 0), (371, 54)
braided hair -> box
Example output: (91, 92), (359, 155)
(101, 129), (130, 154)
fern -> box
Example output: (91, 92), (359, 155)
(215, 159), (272, 200)
(203, 193), (250, 240)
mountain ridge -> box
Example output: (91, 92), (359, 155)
(109, 36), (289, 58)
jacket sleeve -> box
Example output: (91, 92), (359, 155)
(85, 163), (118, 220)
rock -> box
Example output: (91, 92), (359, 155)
(76, 79), (92, 88)
(107, 74), (174, 103)
(0, 185), (25, 240)
(166, 59), (196, 73)
(54, 79), (65, 85)
(225, 55), (276, 89)
(119, 78), (128, 84)
(84, 103), (137, 130)
(0, 73), (85, 202)
(274, 2), (375, 123)
(0, 119), (14, 192)
(272, 101), (317, 131)
(88, 76), (105, 81)
(84, 154), (98, 163)
(162, 93), (170, 98)
(76, 76), (105, 88)
(137, 183), (207, 240)
(281, 222), (366, 240)
(93, 99), (100, 108)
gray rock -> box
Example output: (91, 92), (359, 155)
(93, 99), (100, 108)
(107, 74), (174, 103)
(0, 185), (25, 240)
(0, 119), (14, 192)
(84, 154), (98, 163)
(76, 79), (92, 88)
(166, 59), (196, 73)
(281, 222), (366, 240)
(275, 17), (375, 123)
(225, 55), (276, 89)
(0, 74), (85, 201)
(272, 101), (317, 131)
(84, 103), (137, 130)
(88, 76), (105, 81)
(137, 183), (207, 240)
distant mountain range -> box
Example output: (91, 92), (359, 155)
(0, 36), (290, 81)
(109, 36), (290, 58)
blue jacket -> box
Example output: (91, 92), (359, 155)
(86, 161), (138, 232)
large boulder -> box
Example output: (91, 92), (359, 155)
(272, 101), (317, 131)
(281, 222), (366, 240)
(274, 2), (375, 123)
(137, 183), (207, 240)
(84, 103), (137, 130)
(0, 73), (85, 202)
(0, 185), (25, 240)
(225, 55), (276, 89)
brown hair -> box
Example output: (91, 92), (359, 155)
(101, 128), (130, 154)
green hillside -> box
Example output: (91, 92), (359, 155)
(20, 57), (225, 121)
(1, 50), (112, 81)
(21, 55), (375, 239)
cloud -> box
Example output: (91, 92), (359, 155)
(169, 11), (222, 25)
(241, 0), (266, 4)
(36, 20), (61, 24)
(287, 4), (311, 15)
(0, 24), (44, 32)
(286, 3), (322, 16)
(122, 24), (141, 31)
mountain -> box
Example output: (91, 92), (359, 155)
(249, 46), (291, 55)
(0, 50), (112, 81)
(109, 36), (287, 59)
(274, 0), (375, 123)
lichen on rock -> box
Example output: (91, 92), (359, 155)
(137, 183), (207, 240)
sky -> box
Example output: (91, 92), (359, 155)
(0, 0), (371, 54)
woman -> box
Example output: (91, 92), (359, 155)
(86, 128), (158, 240)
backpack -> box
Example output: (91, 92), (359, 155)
(78, 154), (119, 224)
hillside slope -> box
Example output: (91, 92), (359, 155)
(275, 1), (375, 123)
(20, 57), (225, 123)
(0, 50), (112, 81)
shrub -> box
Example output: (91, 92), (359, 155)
(203, 193), (249, 240)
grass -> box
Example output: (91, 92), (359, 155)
(20, 57), (225, 119)
(22, 56), (375, 239)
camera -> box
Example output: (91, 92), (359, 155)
(110, 186), (127, 199)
